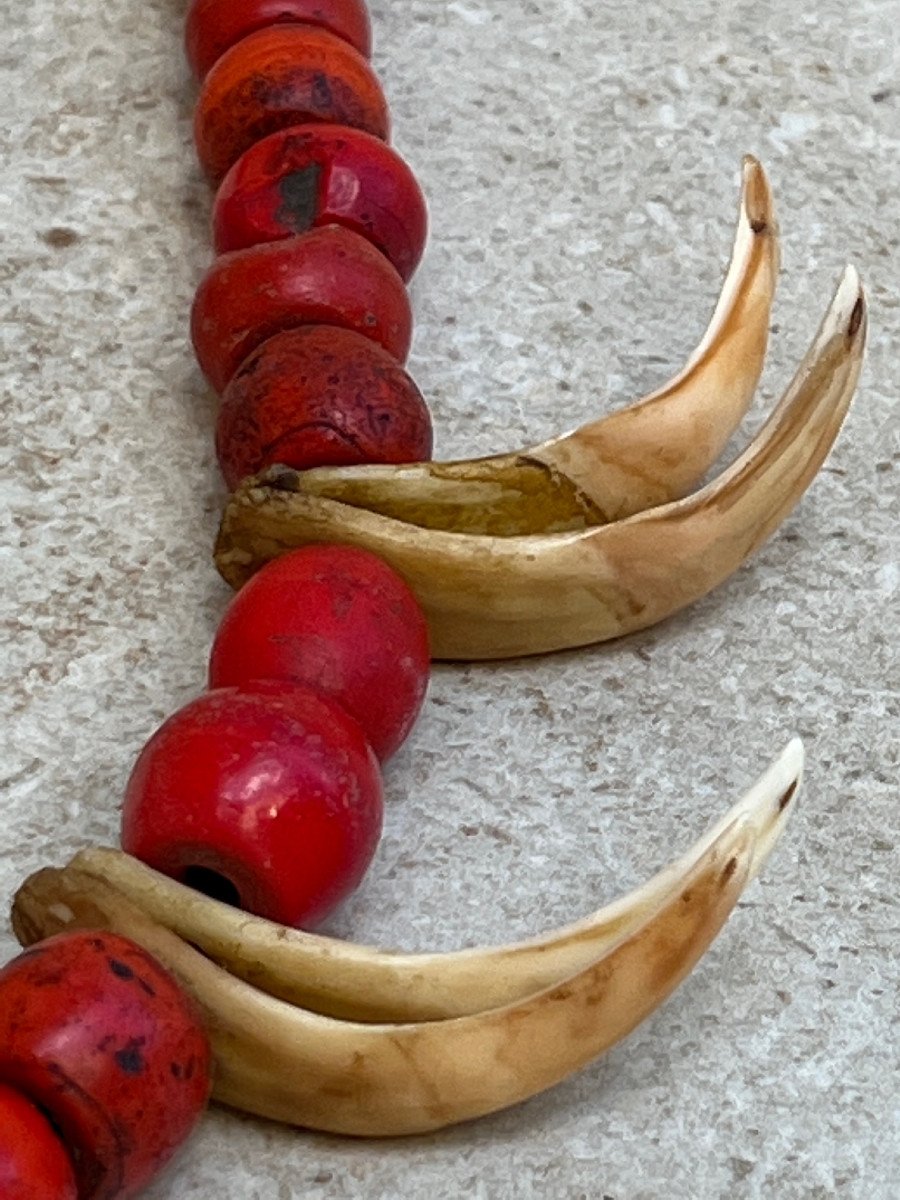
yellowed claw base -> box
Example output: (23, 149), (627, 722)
(14, 821), (756, 1137)
(215, 268), (865, 660)
(66, 740), (803, 1022)
(260, 156), (777, 536)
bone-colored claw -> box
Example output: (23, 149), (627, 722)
(66, 740), (802, 1022)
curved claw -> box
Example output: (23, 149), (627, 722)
(215, 268), (866, 660)
(285, 156), (778, 534)
(62, 740), (802, 1023)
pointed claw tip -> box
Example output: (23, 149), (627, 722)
(779, 737), (805, 777)
(741, 156), (773, 232)
(835, 264), (865, 326)
(785, 735), (805, 761)
(772, 738), (805, 814)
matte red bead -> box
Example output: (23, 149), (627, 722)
(186, 0), (373, 80)
(0, 1083), (78, 1200)
(191, 225), (413, 392)
(121, 683), (384, 927)
(194, 24), (389, 184)
(213, 124), (428, 281)
(0, 932), (210, 1200)
(209, 545), (431, 761)
(216, 325), (431, 489)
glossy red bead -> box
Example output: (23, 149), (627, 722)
(194, 25), (389, 184)
(0, 931), (210, 1200)
(191, 225), (413, 392)
(216, 325), (432, 489)
(121, 682), (384, 927)
(209, 545), (430, 760)
(213, 124), (428, 281)
(186, 0), (373, 80)
(0, 1083), (78, 1200)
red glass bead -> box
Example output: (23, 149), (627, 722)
(191, 225), (413, 392)
(0, 932), (210, 1200)
(120, 682), (384, 927)
(194, 24), (389, 184)
(186, 0), (373, 80)
(213, 124), (428, 281)
(216, 324), (432, 489)
(209, 545), (431, 760)
(0, 1083), (78, 1200)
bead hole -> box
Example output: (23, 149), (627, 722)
(182, 866), (242, 908)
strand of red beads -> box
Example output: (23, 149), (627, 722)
(0, 1), (433, 1195)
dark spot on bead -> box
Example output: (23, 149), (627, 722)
(750, 218), (768, 234)
(107, 955), (156, 996)
(41, 227), (79, 248)
(778, 780), (799, 812)
(170, 1061), (184, 1079)
(114, 1039), (146, 1076)
(310, 72), (333, 111)
(33, 968), (66, 987)
(276, 163), (322, 232)
(722, 856), (739, 881)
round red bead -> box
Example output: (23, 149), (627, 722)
(213, 124), (428, 281)
(209, 545), (430, 761)
(194, 25), (389, 184)
(0, 1083), (78, 1200)
(191, 225), (413, 392)
(186, 0), (373, 80)
(0, 932), (210, 1200)
(216, 325), (432, 489)
(121, 682), (384, 927)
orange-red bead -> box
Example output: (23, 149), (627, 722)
(194, 24), (389, 184)
(0, 933), (210, 1200)
(191, 225), (413, 392)
(213, 124), (428, 281)
(215, 324), (432, 488)
(186, 0), (373, 80)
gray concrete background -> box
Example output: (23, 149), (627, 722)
(1, 0), (898, 1196)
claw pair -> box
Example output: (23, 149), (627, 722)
(214, 157), (867, 659)
(14, 743), (803, 1136)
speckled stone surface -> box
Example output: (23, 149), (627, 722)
(1, 0), (898, 1195)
